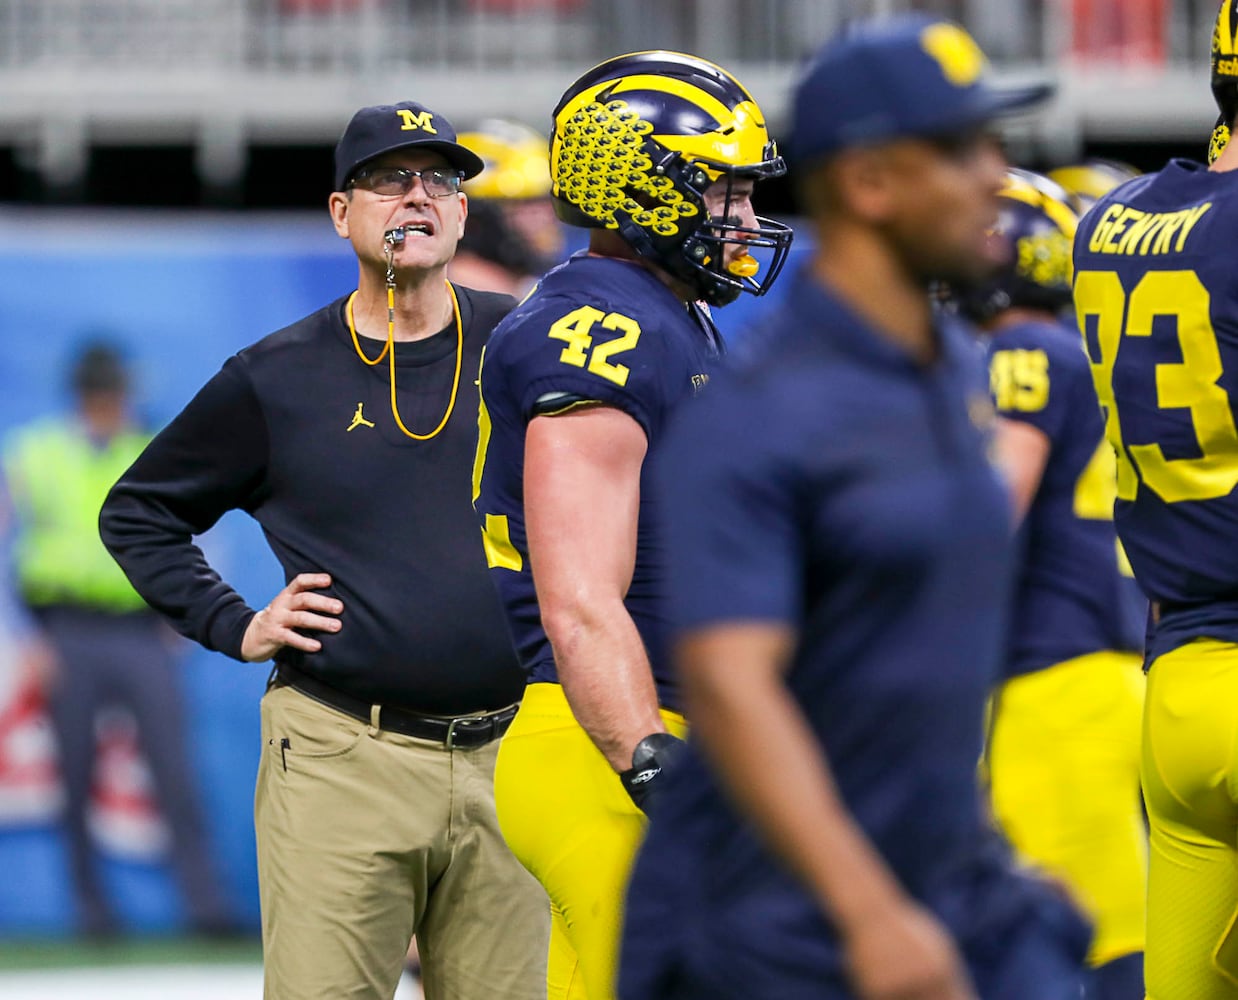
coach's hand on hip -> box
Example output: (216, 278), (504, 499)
(241, 572), (343, 661)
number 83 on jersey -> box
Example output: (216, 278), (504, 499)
(1074, 268), (1238, 504)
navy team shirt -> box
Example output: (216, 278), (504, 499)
(474, 252), (722, 709)
(620, 272), (1081, 996)
(1074, 159), (1238, 661)
(986, 318), (1145, 678)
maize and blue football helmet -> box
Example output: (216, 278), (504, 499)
(957, 168), (1079, 324)
(458, 120), (553, 201)
(457, 119), (564, 275)
(550, 50), (793, 306)
(1211, 1), (1238, 161)
(1048, 159), (1140, 214)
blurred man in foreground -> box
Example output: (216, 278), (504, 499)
(619, 17), (1090, 1000)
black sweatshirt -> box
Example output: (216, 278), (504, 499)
(100, 287), (524, 715)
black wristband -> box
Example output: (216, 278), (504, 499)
(619, 732), (686, 813)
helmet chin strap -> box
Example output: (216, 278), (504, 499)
(613, 211), (656, 260)
(612, 209), (711, 302)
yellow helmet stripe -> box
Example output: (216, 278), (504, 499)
(556, 71), (772, 184)
(568, 49), (758, 106)
(1047, 165), (1104, 200)
(658, 100), (773, 177)
(1220, 0), (1236, 56)
(1000, 177), (1078, 238)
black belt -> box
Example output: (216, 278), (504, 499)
(273, 663), (518, 750)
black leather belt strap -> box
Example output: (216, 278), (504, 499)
(273, 663), (518, 749)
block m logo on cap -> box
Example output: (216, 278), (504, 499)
(396, 108), (438, 134)
(920, 22), (986, 87)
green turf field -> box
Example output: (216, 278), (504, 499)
(0, 937), (263, 971)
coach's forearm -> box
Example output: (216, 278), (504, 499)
(544, 596), (665, 772)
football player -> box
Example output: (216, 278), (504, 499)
(964, 169), (1146, 1000)
(1072, 3), (1238, 995)
(452, 119), (566, 296)
(1049, 159), (1141, 216)
(472, 51), (792, 1000)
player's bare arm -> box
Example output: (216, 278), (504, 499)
(990, 417), (1051, 524)
(524, 404), (664, 772)
(679, 623), (976, 1000)
(240, 572), (344, 662)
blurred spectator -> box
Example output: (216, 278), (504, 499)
(453, 119), (566, 296)
(0, 341), (234, 939)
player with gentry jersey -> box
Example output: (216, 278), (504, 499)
(1072, 4), (1238, 994)
(473, 51), (792, 1000)
(962, 170), (1146, 1000)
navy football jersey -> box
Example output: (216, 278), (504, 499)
(473, 253), (722, 709)
(1073, 159), (1238, 660)
(987, 318), (1145, 677)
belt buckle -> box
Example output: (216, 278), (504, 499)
(445, 714), (491, 750)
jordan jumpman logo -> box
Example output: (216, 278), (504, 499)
(347, 402), (375, 432)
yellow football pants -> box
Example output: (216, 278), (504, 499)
(988, 650), (1146, 967)
(493, 682), (688, 1000)
(1142, 638), (1238, 999)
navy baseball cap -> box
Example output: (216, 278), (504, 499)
(333, 101), (486, 191)
(791, 16), (1053, 165)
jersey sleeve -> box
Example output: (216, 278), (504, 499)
(496, 294), (674, 440)
(99, 356), (270, 659)
(656, 385), (804, 630)
(987, 327), (1080, 444)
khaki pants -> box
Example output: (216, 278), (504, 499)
(256, 683), (550, 1000)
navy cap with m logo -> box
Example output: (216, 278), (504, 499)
(790, 16), (1052, 166)
(333, 101), (486, 191)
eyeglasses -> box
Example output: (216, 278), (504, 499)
(349, 165), (464, 199)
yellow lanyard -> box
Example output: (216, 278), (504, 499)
(346, 281), (463, 441)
